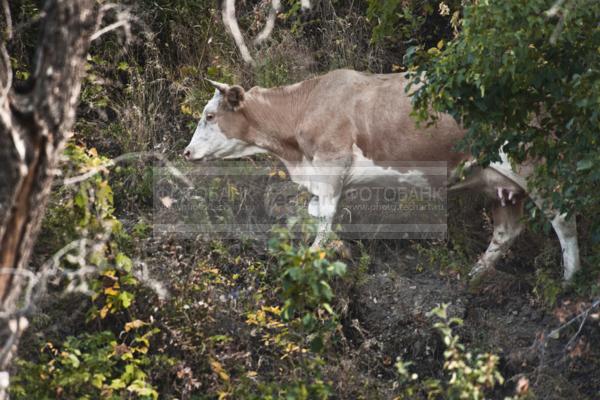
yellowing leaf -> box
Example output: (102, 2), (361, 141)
(210, 359), (230, 381)
(262, 305), (281, 315)
(99, 306), (110, 319)
(180, 104), (193, 115)
(124, 319), (146, 332)
(104, 287), (119, 296)
(218, 391), (229, 400)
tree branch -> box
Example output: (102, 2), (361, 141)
(60, 151), (193, 188)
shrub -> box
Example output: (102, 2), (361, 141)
(395, 304), (516, 400)
(408, 0), (600, 236)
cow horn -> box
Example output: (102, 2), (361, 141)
(205, 79), (230, 93)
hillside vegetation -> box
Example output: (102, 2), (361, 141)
(4, 0), (600, 399)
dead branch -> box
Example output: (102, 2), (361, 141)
(222, 0), (256, 65)
(91, 4), (134, 42)
(548, 297), (600, 349)
(222, 0), (313, 64)
(61, 150), (193, 188)
(254, 0), (281, 45)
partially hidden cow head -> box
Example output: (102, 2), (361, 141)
(183, 80), (266, 161)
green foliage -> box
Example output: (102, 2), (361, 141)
(12, 326), (160, 400)
(414, 241), (471, 278)
(531, 244), (564, 307)
(255, 58), (296, 88)
(409, 0), (600, 233)
(38, 143), (121, 254)
(13, 143), (163, 399)
(269, 223), (347, 351)
(533, 267), (563, 308)
(202, 221), (352, 398)
(367, 0), (460, 46)
(111, 164), (154, 211)
(16, 0), (593, 397)
(247, 378), (331, 400)
(395, 304), (511, 400)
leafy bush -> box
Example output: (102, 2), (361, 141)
(269, 222), (347, 352)
(367, 0), (461, 48)
(12, 143), (165, 399)
(395, 304), (516, 400)
(12, 327), (161, 399)
(409, 0), (600, 233)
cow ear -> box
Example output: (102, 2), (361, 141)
(226, 85), (245, 110)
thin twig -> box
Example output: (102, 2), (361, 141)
(91, 3), (134, 43)
(61, 151), (193, 188)
(91, 20), (129, 41)
(548, 298), (600, 346)
(0, 269), (37, 318)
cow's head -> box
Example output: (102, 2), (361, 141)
(183, 80), (266, 161)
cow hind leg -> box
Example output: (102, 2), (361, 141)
(530, 195), (581, 281)
(550, 214), (580, 281)
(470, 200), (524, 278)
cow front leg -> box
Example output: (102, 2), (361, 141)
(308, 196), (320, 217)
(310, 192), (341, 250)
(470, 200), (524, 278)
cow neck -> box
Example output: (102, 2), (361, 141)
(240, 79), (319, 162)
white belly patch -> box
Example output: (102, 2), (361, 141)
(347, 144), (433, 188)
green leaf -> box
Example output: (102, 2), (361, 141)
(110, 378), (126, 390)
(322, 303), (334, 315)
(576, 159), (593, 171)
(115, 252), (133, 272)
(91, 373), (105, 389)
(118, 291), (134, 308)
(309, 336), (324, 352)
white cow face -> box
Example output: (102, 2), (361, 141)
(183, 82), (266, 161)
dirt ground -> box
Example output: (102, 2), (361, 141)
(341, 242), (600, 399)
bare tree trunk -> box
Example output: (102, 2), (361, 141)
(0, 0), (96, 395)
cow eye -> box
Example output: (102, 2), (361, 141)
(206, 113), (215, 122)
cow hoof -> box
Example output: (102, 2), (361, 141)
(468, 263), (496, 289)
(469, 262), (490, 278)
(328, 240), (352, 259)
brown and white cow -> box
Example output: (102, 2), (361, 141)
(183, 69), (580, 280)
